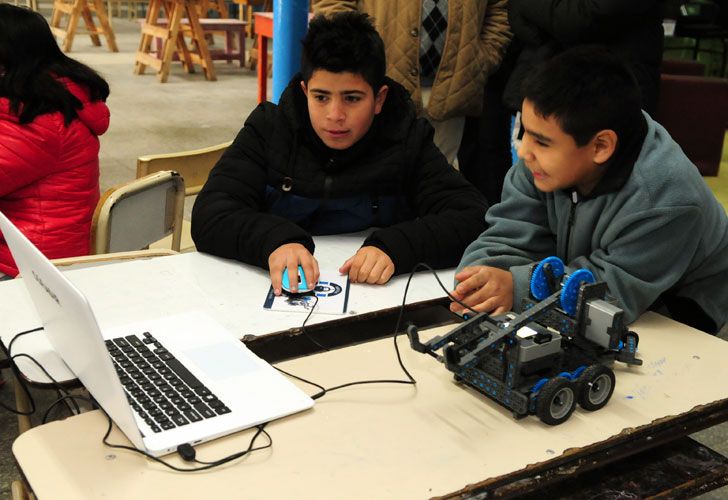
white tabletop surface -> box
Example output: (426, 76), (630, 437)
(0, 233), (454, 383)
(13, 313), (728, 499)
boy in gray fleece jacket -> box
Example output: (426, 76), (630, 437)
(451, 46), (728, 334)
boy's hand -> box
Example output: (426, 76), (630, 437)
(340, 246), (395, 285)
(268, 243), (319, 295)
(450, 266), (514, 315)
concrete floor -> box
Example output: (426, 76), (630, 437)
(1, 15), (728, 500)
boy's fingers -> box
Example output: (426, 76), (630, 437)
(380, 263), (395, 284)
(366, 258), (387, 284)
(357, 255), (377, 283)
(312, 258), (320, 285)
(301, 261), (316, 290)
(287, 262), (299, 293)
(454, 266), (480, 281)
(339, 256), (353, 274)
(349, 254), (365, 283)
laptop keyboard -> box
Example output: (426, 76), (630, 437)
(105, 332), (231, 434)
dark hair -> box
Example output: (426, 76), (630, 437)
(521, 45), (643, 146)
(0, 4), (110, 125)
(300, 12), (386, 92)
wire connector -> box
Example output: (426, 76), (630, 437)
(177, 443), (196, 462)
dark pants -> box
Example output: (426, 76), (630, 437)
(650, 294), (718, 335)
(458, 44), (519, 206)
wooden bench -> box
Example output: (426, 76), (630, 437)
(149, 18), (247, 66)
(134, 0), (216, 82)
(50, 0), (118, 53)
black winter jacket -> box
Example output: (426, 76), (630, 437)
(503, 0), (664, 114)
(191, 75), (488, 275)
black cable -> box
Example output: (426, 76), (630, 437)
(410, 262), (484, 318)
(7, 326), (44, 355)
(8, 331), (275, 472)
(191, 424), (272, 466)
(100, 410), (272, 472)
(42, 394), (95, 424)
(11, 353), (81, 415)
(5, 326), (82, 417)
(0, 327), (46, 415)
(298, 294), (329, 351)
(273, 365), (327, 400)
(274, 262), (468, 399)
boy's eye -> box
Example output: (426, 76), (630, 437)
(536, 140), (548, 147)
(313, 94), (328, 102)
(344, 95), (361, 103)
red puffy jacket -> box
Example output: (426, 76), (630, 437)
(0, 78), (109, 277)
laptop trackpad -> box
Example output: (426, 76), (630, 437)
(183, 343), (260, 381)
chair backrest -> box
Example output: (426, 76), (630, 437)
(91, 171), (185, 254)
(656, 72), (728, 176)
(136, 141), (231, 196)
(661, 58), (706, 76)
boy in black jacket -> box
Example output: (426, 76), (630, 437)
(192, 12), (488, 294)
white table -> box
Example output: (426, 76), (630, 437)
(0, 233), (454, 383)
(12, 314), (728, 498)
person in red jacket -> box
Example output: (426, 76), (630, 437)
(0, 4), (110, 279)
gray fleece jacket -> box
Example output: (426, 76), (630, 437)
(458, 113), (728, 330)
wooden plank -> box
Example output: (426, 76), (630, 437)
(498, 437), (728, 499)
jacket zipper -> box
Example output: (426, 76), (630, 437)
(323, 175), (332, 201)
(564, 191), (578, 261)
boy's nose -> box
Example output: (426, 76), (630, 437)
(327, 102), (345, 122)
(516, 140), (527, 159)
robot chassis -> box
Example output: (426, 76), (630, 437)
(406, 257), (643, 425)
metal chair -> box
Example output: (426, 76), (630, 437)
(136, 141), (230, 196)
(673, 0), (728, 76)
(90, 171), (185, 253)
(657, 60), (728, 176)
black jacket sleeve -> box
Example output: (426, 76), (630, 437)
(363, 120), (489, 275)
(191, 104), (314, 269)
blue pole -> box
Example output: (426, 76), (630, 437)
(272, 0), (309, 104)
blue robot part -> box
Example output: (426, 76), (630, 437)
(406, 255), (642, 426)
(530, 256), (565, 300)
(560, 269), (595, 316)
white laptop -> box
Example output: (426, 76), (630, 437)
(0, 210), (313, 457)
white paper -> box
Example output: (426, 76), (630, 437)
(263, 272), (350, 315)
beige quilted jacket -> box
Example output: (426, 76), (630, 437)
(312, 0), (511, 121)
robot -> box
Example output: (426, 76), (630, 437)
(406, 257), (642, 425)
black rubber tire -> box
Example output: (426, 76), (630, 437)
(536, 377), (577, 425)
(577, 364), (616, 411)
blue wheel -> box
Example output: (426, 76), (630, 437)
(560, 269), (595, 316)
(530, 257), (565, 300)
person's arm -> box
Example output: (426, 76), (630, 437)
(363, 121), (489, 275)
(564, 205), (702, 325)
(191, 105), (315, 269)
(310, 0), (357, 15)
(457, 163), (556, 309)
(478, 0), (512, 76)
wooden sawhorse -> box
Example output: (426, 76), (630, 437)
(49, 0), (118, 53)
(134, 0), (216, 82)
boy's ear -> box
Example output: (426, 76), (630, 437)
(592, 129), (618, 165)
(374, 85), (389, 115)
(300, 80), (307, 95)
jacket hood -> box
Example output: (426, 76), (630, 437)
(60, 78), (110, 136)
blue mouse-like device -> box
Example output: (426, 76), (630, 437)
(281, 265), (313, 294)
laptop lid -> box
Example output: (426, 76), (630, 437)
(0, 210), (313, 456)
